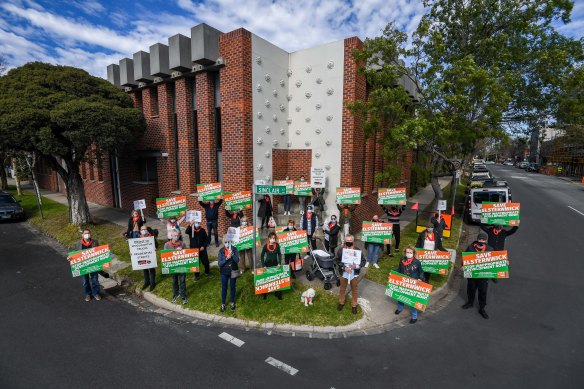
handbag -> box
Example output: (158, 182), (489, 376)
(230, 261), (241, 279)
(268, 216), (276, 228)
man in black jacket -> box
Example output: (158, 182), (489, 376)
(225, 209), (244, 227)
(185, 221), (211, 281)
(302, 205), (319, 250)
(199, 199), (223, 247)
(479, 224), (518, 284)
(382, 204), (405, 256)
(462, 233), (494, 319)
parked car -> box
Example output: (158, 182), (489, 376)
(503, 161), (514, 166)
(526, 163), (540, 172)
(465, 181), (511, 224)
(484, 160), (495, 165)
(0, 192), (25, 221)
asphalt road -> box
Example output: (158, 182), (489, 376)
(0, 165), (582, 388)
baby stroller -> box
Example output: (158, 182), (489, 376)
(305, 239), (341, 290)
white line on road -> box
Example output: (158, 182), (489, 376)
(218, 332), (245, 347)
(265, 357), (299, 376)
(568, 206), (584, 217)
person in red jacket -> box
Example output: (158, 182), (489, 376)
(74, 229), (102, 302)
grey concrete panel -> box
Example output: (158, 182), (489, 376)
(169, 34), (191, 72)
(191, 23), (222, 66)
(133, 51), (153, 82)
(150, 43), (170, 77)
(119, 58), (136, 87)
(106, 64), (120, 87)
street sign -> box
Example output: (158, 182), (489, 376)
(255, 185), (287, 194)
(311, 167), (326, 188)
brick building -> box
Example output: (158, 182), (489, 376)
(37, 23), (419, 235)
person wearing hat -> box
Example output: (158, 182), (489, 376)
(365, 215), (383, 269)
(462, 233), (494, 319)
(415, 222), (446, 283)
(479, 223), (518, 284)
(301, 204), (319, 250)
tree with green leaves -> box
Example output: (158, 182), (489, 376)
(0, 62), (145, 225)
(350, 0), (583, 203)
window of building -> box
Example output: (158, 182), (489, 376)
(136, 157), (158, 182)
(135, 90), (143, 112)
(150, 87), (159, 116)
(214, 72), (222, 183)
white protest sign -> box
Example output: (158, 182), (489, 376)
(186, 210), (202, 223)
(129, 237), (157, 270)
(437, 200), (447, 211)
(341, 248), (362, 280)
(134, 199), (146, 210)
(226, 227), (241, 243)
(311, 167), (326, 188)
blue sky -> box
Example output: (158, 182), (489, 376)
(1, 0), (583, 79)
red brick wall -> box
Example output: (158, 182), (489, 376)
(272, 149), (312, 212)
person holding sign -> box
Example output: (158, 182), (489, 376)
(302, 205), (319, 250)
(312, 187), (325, 220)
(416, 222), (446, 283)
(461, 233), (494, 319)
(139, 225), (158, 291)
(218, 236), (240, 312)
(297, 175), (308, 214)
(479, 223), (518, 284)
(74, 229), (102, 302)
(164, 231), (188, 305)
(283, 220), (300, 279)
(199, 199), (223, 247)
(161, 215), (185, 241)
(185, 221), (211, 281)
(381, 205), (405, 256)
(125, 210), (146, 239)
(364, 215), (383, 269)
(337, 204), (357, 238)
(430, 213), (447, 240)
(225, 208), (244, 227)
(260, 232), (283, 300)
(394, 246), (425, 324)
(257, 195), (273, 230)
(238, 217), (254, 273)
(336, 235), (364, 314)
(323, 214), (341, 255)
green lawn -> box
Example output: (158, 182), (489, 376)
(9, 187), (361, 326)
(364, 183), (465, 288)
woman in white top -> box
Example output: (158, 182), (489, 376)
(415, 222), (446, 283)
(161, 215), (185, 240)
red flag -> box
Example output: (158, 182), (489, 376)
(411, 202), (419, 211)
(451, 205), (455, 215)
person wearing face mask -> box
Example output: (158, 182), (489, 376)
(199, 199), (223, 247)
(164, 231), (188, 305)
(283, 220), (299, 279)
(430, 212), (448, 240)
(125, 209), (145, 239)
(283, 175), (292, 215)
(260, 232), (283, 300)
(335, 235), (365, 314)
(74, 229), (102, 302)
(297, 175), (308, 214)
(218, 237), (240, 312)
(138, 225), (158, 291)
(311, 187), (326, 222)
(479, 223), (518, 284)
(395, 245), (425, 324)
(462, 233), (494, 319)
(323, 215), (341, 255)
(185, 221), (211, 281)
(237, 217), (254, 273)
(365, 215), (384, 269)
(416, 222), (446, 283)
(301, 205), (319, 250)
(257, 194), (273, 230)
(161, 214), (185, 241)
(225, 208), (244, 227)
(381, 204), (405, 256)
(337, 203), (357, 239)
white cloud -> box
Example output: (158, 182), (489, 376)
(0, 27), (49, 68)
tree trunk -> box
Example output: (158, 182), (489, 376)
(65, 166), (92, 225)
(25, 152), (44, 219)
(12, 158), (22, 196)
(0, 161), (7, 190)
(430, 154), (443, 207)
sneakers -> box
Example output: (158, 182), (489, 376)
(94, 294), (102, 301)
(409, 318), (418, 324)
(373, 263), (380, 269)
(394, 309), (402, 315)
(351, 306), (358, 315)
(479, 308), (489, 319)
(221, 304), (226, 312)
(171, 295), (179, 303)
(364, 262), (370, 268)
(395, 248), (399, 252)
(388, 253), (394, 257)
(461, 303), (473, 309)
(182, 298), (188, 305)
(230, 302), (236, 311)
(85, 295), (91, 302)
(337, 303), (345, 311)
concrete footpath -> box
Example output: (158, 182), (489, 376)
(11, 177), (460, 337)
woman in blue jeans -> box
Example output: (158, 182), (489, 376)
(394, 245), (425, 324)
(218, 237), (240, 312)
(365, 215), (383, 269)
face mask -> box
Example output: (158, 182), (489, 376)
(140, 230), (148, 235)
(241, 221), (248, 226)
(307, 210), (313, 214)
(194, 223), (200, 228)
(331, 218), (336, 222)
(406, 253), (414, 259)
(345, 242), (353, 247)
(210, 201), (214, 205)
(269, 239), (276, 243)
(83, 233), (91, 240)
(373, 219), (379, 222)
(477, 241), (485, 246)
(170, 219), (176, 224)
(288, 225), (294, 229)
(172, 236), (179, 242)
(225, 242), (231, 248)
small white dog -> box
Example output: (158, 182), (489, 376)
(301, 288), (315, 306)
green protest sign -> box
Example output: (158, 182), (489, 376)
(336, 187), (361, 204)
(67, 244), (112, 277)
(480, 202), (520, 226)
(462, 251), (509, 278)
(156, 196), (187, 218)
(294, 180), (311, 196)
(385, 271), (433, 311)
(415, 249), (450, 275)
(273, 180), (294, 194)
(277, 230), (309, 254)
(197, 183), (223, 201)
(361, 222), (393, 244)
(254, 265), (291, 294)
(224, 191), (252, 210)
(160, 248), (200, 274)
(378, 188), (407, 205)
(235, 226), (260, 251)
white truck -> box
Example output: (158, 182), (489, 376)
(465, 181), (511, 224)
